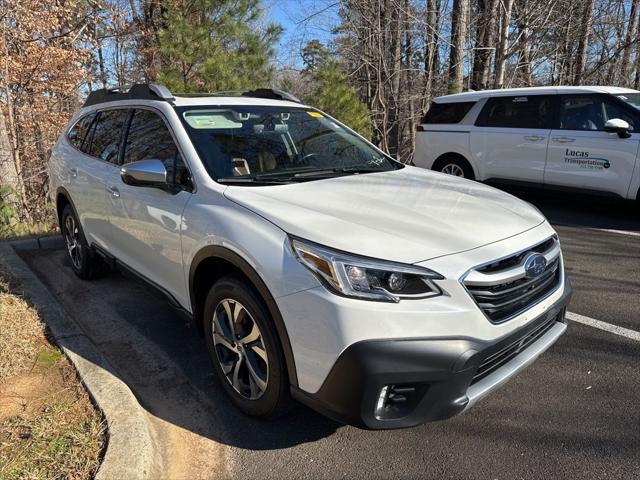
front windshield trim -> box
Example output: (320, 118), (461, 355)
(174, 105), (403, 185)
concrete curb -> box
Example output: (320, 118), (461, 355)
(0, 238), (160, 479)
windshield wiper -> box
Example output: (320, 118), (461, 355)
(291, 166), (386, 178)
(216, 176), (291, 185)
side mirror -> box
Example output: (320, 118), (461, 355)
(120, 159), (168, 189)
(604, 118), (632, 138)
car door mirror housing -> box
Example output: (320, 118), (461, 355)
(120, 159), (169, 189)
(604, 118), (632, 138)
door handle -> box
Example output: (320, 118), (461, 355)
(552, 136), (576, 143)
(106, 186), (120, 198)
(524, 135), (545, 141)
(68, 168), (77, 178)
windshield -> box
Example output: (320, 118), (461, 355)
(614, 93), (640, 110)
(175, 106), (401, 183)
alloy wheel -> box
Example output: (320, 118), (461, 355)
(212, 298), (269, 400)
(441, 163), (465, 177)
(64, 214), (82, 270)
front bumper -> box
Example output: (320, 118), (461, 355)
(291, 278), (572, 430)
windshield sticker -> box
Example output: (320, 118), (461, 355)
(307, 111), (324, 118)
(564, 149), (611, 170)
(183, 111), (243, 129)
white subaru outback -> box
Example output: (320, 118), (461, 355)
(414, 86), (640, 201)
(49, 84), (571, 429)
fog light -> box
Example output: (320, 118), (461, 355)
(375, 384), (424, 420)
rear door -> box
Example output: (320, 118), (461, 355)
(66, 109), (127, 247)
(544, 94), (640, 197)
(472, 95), (555, 183)
(107, 107), (193, 307)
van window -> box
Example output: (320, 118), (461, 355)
(476, 96), (553, 129)
(86, 109), (128, 163)
(422, 102), (476, 124)
(559, 95), (637, 131)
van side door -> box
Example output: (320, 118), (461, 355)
(472, 95), (554, 183)
(544, 94), (640, 198)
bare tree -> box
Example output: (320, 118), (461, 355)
(448, 0), (469, 93)
(573, 0), (595, 84)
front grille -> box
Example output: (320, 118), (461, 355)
(463, 236), (562, 323)
(471, 313), (561, 385)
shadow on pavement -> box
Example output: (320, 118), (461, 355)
(490, 184), (640, 232)
(20, 248), (340, 452)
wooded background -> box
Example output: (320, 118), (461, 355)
(2, 0), (640, 230)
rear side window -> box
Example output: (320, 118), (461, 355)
(124, 109), (190, 187)
(421, 102), (476, 124)
(86, 109), (128, 163)
(476, 96), (554, 129)
(67, 113), (97, 150)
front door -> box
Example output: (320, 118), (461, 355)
(471, 95), (554, 183)
(106, 108), (193, 308)
(545, 94), (640, 198)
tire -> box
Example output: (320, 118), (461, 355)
(204, 276), (289, 417)
(433, 155), (475, 180)
(60, 204), (103, 280)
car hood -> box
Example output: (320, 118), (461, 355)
(223, 167), (546, 264)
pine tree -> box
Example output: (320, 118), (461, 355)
(157, 0), (281, 92)
(301, 42), (372, 138)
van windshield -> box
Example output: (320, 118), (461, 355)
(614, 93), (640, 111)
(175, 106), (400, 184)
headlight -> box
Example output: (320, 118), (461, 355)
(290, 238), (444, 302)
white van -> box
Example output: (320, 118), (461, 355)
(414, 86), (640, 200)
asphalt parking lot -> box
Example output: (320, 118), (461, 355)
(18, 188), (640, 480)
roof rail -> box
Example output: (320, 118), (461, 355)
(241, 88), (301, 103)
(191, 88), (301, 103)
(83, 83), (175, 107)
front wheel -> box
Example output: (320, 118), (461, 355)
(204, 276), (289, 417)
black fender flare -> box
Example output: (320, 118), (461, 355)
(189, 245), (299, 387)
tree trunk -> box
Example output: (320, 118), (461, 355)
(471, 0), (499, 90)
(621, 0), (639, 86)
(573, 0), (595, 85)
(493, 0), (514, 89)
(422, 0), (440, 112)
(448, 0), (469, 94)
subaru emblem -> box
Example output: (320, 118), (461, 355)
(524, 253), (547, 278)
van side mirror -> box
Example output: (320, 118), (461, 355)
(120, 159), (168, 189)
(604, 118), (632, 138)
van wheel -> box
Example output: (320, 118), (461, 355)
(60, 205), (103, 280)
(433, 156), (475, 180)
(204, 276), (289, 417)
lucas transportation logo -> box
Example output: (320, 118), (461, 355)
(564, 149), (611, 170)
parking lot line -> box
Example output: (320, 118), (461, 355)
(567, 311), (640, 342)
(589, 228), (640, 238)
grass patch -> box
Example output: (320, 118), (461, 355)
(0, 265), (105, 479)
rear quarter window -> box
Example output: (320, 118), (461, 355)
(421, 102), (476, 124)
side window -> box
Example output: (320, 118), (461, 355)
(422, 102), (476, 124)
(124, 109), (191, 187)
(476, 96), (553, 129)
(558, 95), (605, 131)
(86, 109), (127, 163)
(67, 113), (97, 149)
